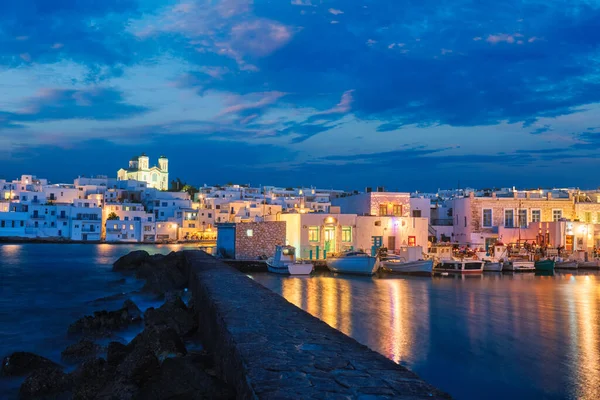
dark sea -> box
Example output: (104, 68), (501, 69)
(2, 244), (599, 399)
(0, 243), (196, 399)
(251, 270), (600, 400)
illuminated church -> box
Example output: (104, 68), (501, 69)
(117, 153), (169, 190)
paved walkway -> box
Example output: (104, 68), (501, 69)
(185, 251), (451, 399)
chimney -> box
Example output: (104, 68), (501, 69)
(366, 187), (372, 193)
(526, 192), (531, 199)
(492, 192), (497, 199)
(547, 192), (552, 200)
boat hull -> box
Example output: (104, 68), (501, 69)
(534, 259), (555, 272)
(327, 257), (379, 275)
(578, 261), (600, 269)
(288, 263), (313, 275)
(503, 261), (535, 272)
(381, 259), (433, 275)
(434, 260), (485, 274)
(266, 261), (290, 274)
(555, 261), (578, 270)
(483, 262), (503, 272)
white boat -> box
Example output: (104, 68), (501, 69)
(327, 251), (379, 275)
(555, 259), (578, 270)
(267, 245), (313, 275)
(434, 259), (485, 274)
(578, 260), (600, 269)
(503, 260), (535, 272)
(381, 258), (433, 275)
(483, 261), (503, 272)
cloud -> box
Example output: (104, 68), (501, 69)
(329, 8), (343, 15)
(218, 91), (286, 117)
(4, 87), (148, 124)
(530, 124), (552, 135)
(376, 123), (403, 132)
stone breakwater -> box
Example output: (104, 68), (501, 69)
(1, 250), (450, 399)
(185, 250), (451, 399)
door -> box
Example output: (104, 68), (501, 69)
(566, 235), (574, 252)
(408, 236), (416, 247)
(371, 236), (383, 256)
(485, 238), (497, 252)
(324, 227), (336, 254)
(387, 236), (396, 251)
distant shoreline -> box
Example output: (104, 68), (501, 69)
(0, 238), (205, 245)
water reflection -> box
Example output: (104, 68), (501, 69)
(254, 271), (600, 400)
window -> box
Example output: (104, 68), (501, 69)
(113, 224), (118, 229)
(387, 236), (396, 251)
(20, 221), (24, 227)
(412, 210), (422, 218)
(144, 226), (152, 232)
(308, 226), (320, 242)
(518, 209), (527, 228)
(379, 204), (388, 216)
(553, 209), (562, 222)
(408, 236), (416, 246)
(531, 209), (541, 223)
(482, 209), (492, 227)
(246, 229), (253, 237)
(189, 223), (195, 228)
(129, 224), (134, 230)
(63, 222), (67, 226)
(584, 212), (592, 223)
(124, 216), (129, 221)
(122, 224), (126, 230)
(504, 209), (514, 228)
(75, 224), (79, 228)
(0, 221), (4, 227)
(162, 202), (167, 207)
(342, 226), (352, 242)
(393, 205), (402, 216)
(158, 224), (162, 228)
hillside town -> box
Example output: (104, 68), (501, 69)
(2, 153), (600, 261)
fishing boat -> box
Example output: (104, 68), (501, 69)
(554, 259), (578, 270)
(380, 246), (433, 275)
(578, 260), (600, 269)
(534, 258), (555, 272)
(381, 257), (433, 275)
(267, 245), (313, 275)
(434, 259), (485, 274)
(503, 260), (535, 272)
(483, 261), (503, 272)
(327, 250), (379, 275)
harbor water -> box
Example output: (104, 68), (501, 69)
(1, 244), (599, 399)
(251, 270), (600, 400)
(0, 243), (196, 399)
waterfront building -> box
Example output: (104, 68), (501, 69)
(117, 153), (169, 190)
(216, 221), (286, 259)
(103, 202), (155, 242)
(331, 190), (411, 217)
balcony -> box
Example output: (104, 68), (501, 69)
(31, 215), (46, 220)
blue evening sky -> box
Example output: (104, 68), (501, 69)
(1, 0), (600, 191)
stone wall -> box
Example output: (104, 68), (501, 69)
(234, 221), (286, 260)
(184, 251), (451, 399)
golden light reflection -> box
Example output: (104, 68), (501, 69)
(574, 275), (600, 400)
(1, 244), (22, 257)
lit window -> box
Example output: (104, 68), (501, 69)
(342, 226), (352, 242)
(531, 210), (541, 223)
(379, 204), (388, 216)
(113, 224), (118, 229)
(308, 226), (320, 242)
(130, 224), (134, 230)
(158, 224), (162, 228)
(122, 225), (126, 230)
(392, 205), (402, 216)
(584, 212), (592, 223)
(518, 209), (527, 228)
(246, 229), (253, 237)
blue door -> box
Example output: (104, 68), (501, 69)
(371, 236), (383, 256)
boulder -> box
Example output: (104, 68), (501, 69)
(19, 366), (72, 400)
(1, 352), (60, 377)
(96, 378), (139, 400)
(71, 358), (115, 400)
(138, 354), (235, 400)
(68, 300), (142, 336)
(116, 347), (160, 386)
(87, 292), (129, 306)
(61, 340), (101, 363)
(128, 325), (187, 361)
(112, 250), (150, 272)
(107, 342), (130, 367)
(143, 295), (198, 337)
(135, 253), (188, 295)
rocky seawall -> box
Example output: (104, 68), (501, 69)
(1, 250), (234, 400)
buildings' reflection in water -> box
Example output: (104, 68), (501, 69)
(281, 275), (429, 366)
(0, 244), (22, 259)
(573, 275), (599, 400)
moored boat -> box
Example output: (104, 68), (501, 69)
(534, 258), (555, 272)
(267, 245), (313, 275)
(434, 259), (485, 274)
(578, 260), (600, 269)
(327, 251), (379, 275)
(483, 261), (503, 272)
(381, 258), (433, 275)
(555, 259), (578, 270)
(503, 260), (535, 272)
